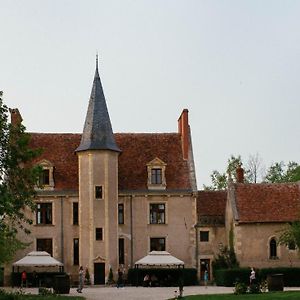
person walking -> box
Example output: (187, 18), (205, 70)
(250, 267), (256, 284)
(77, 266), (84, 293)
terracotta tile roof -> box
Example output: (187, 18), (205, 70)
(197, 190), (227, 217)
(234, 183), (300, 223)
(29, 132), (191, 191)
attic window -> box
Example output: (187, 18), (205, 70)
(147, 158), (167, 190)
(37, 160), (54, 190)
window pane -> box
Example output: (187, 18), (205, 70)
(119, 238), (125, 265)
(150, 238), (166, 251)
(73, 203), (79, 225)
(37, 238), (53, 256)
(96, 228), (103, 240)
(151, 168), (162, 184)
(95, 186), (103, 199)
(73, 238), (79, 265)
(36, 203), (52, 225)
(150, 204), (165, 224)
(200, 231), (209, 242)
(118, 204), (124, 224)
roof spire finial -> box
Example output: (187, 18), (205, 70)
(96, 52), (99, 72)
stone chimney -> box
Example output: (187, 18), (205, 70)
(236, 165), (244, 183)
(178, 109), (189, 160)
(9, 108), (23, 126)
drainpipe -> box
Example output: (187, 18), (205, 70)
(60, 196), (64, 264)
(130, 195), (133, 268)
(195, 224), (199, 280)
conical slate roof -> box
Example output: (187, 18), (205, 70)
(76, 59), (120, 153)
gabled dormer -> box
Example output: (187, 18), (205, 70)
(37, 159), (55, 190)
(147, 157), (167, 190)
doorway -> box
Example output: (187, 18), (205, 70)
(94, 263), (105, 284)
(200, 259), (210, 281)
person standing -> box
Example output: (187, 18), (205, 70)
(117, 268), (123, 288)
(21, 271), (27, 287)
(77, 266), (84, 293)
(204, 270), (208, 288)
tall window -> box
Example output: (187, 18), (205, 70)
(200, 231), (209, 242)
(95, 228), (103, 241)
(118, 204), (124, 224)
(36, 203), (52, 225)
(150, 237), (166, 251)
(151, 168), (162, 184)
(37, 238), (53, 256)
(119, 238), (125, 265)
(95, 186), (103, 199)
(73, 238), (79, 265)
(270, 238), (277, 259)
(39, 169), (50, 185)
(150, 204), (165, 224)
(73, 203), (79, 225)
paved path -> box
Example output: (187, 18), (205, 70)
(4, 286), (300, 300)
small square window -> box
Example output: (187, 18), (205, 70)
(200, 231), (209, 242)
(150, 237), (166, 251)
(96, 228), (103, 240)
(95, 186), (103, 199)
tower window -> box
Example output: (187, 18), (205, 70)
(150, 203), (165, 224)
(119, 238), (125, 265)
(95, 186), (103, 199)
(73, 202), (79, 225)
(73, 238), (79, 265)
(96, 228), (103, 241)
(118, 204), (124, 224)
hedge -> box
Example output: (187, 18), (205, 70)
(214, 267), (300, 287)
(127, 268), (197, 286)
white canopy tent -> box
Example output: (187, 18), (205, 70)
(135, 251), (184, 267)
(13, 251), (63, 268)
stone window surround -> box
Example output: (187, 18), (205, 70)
(148, 200), (168, 225)
(36, 159), (55, 190)
(147, 157), (167, 190)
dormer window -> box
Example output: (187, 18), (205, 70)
(147, 158), (167, 190)
(151, 168), (162, 184)
(37, 160), (55, 190)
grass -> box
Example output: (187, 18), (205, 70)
(180, 291), (300, 300)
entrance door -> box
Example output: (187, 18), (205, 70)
(200, 259), (210, 281)
(94, 263), (105, 285)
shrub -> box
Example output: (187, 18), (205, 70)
(234, 282), (247, 294)
(214, 268), (250, 287)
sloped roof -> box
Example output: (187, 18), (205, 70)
(135, 251), (184, 266)
(76, 62), (120, 153)
(234, 183), (300, 223)
(197, 190), (227, 216)
(29, 132), (191, 191)
(13, 251), (63, 267)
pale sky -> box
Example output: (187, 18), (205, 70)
(1, 0), (300, 188)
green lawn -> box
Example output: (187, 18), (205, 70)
(179, 291), (300, 300)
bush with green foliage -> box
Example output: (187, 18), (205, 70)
(234, 282), (248, 294)
(214, 268), (250, 287)
(107, 267), (114, 284)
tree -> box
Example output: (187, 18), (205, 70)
(278, 221), (300, 253)
(0, 92), (41, 265)
(204, 155), (245, 190)
(246, 153), (264, 183)
(264, 161), (300, 183)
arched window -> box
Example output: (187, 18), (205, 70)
(270, 238), (277, 259)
